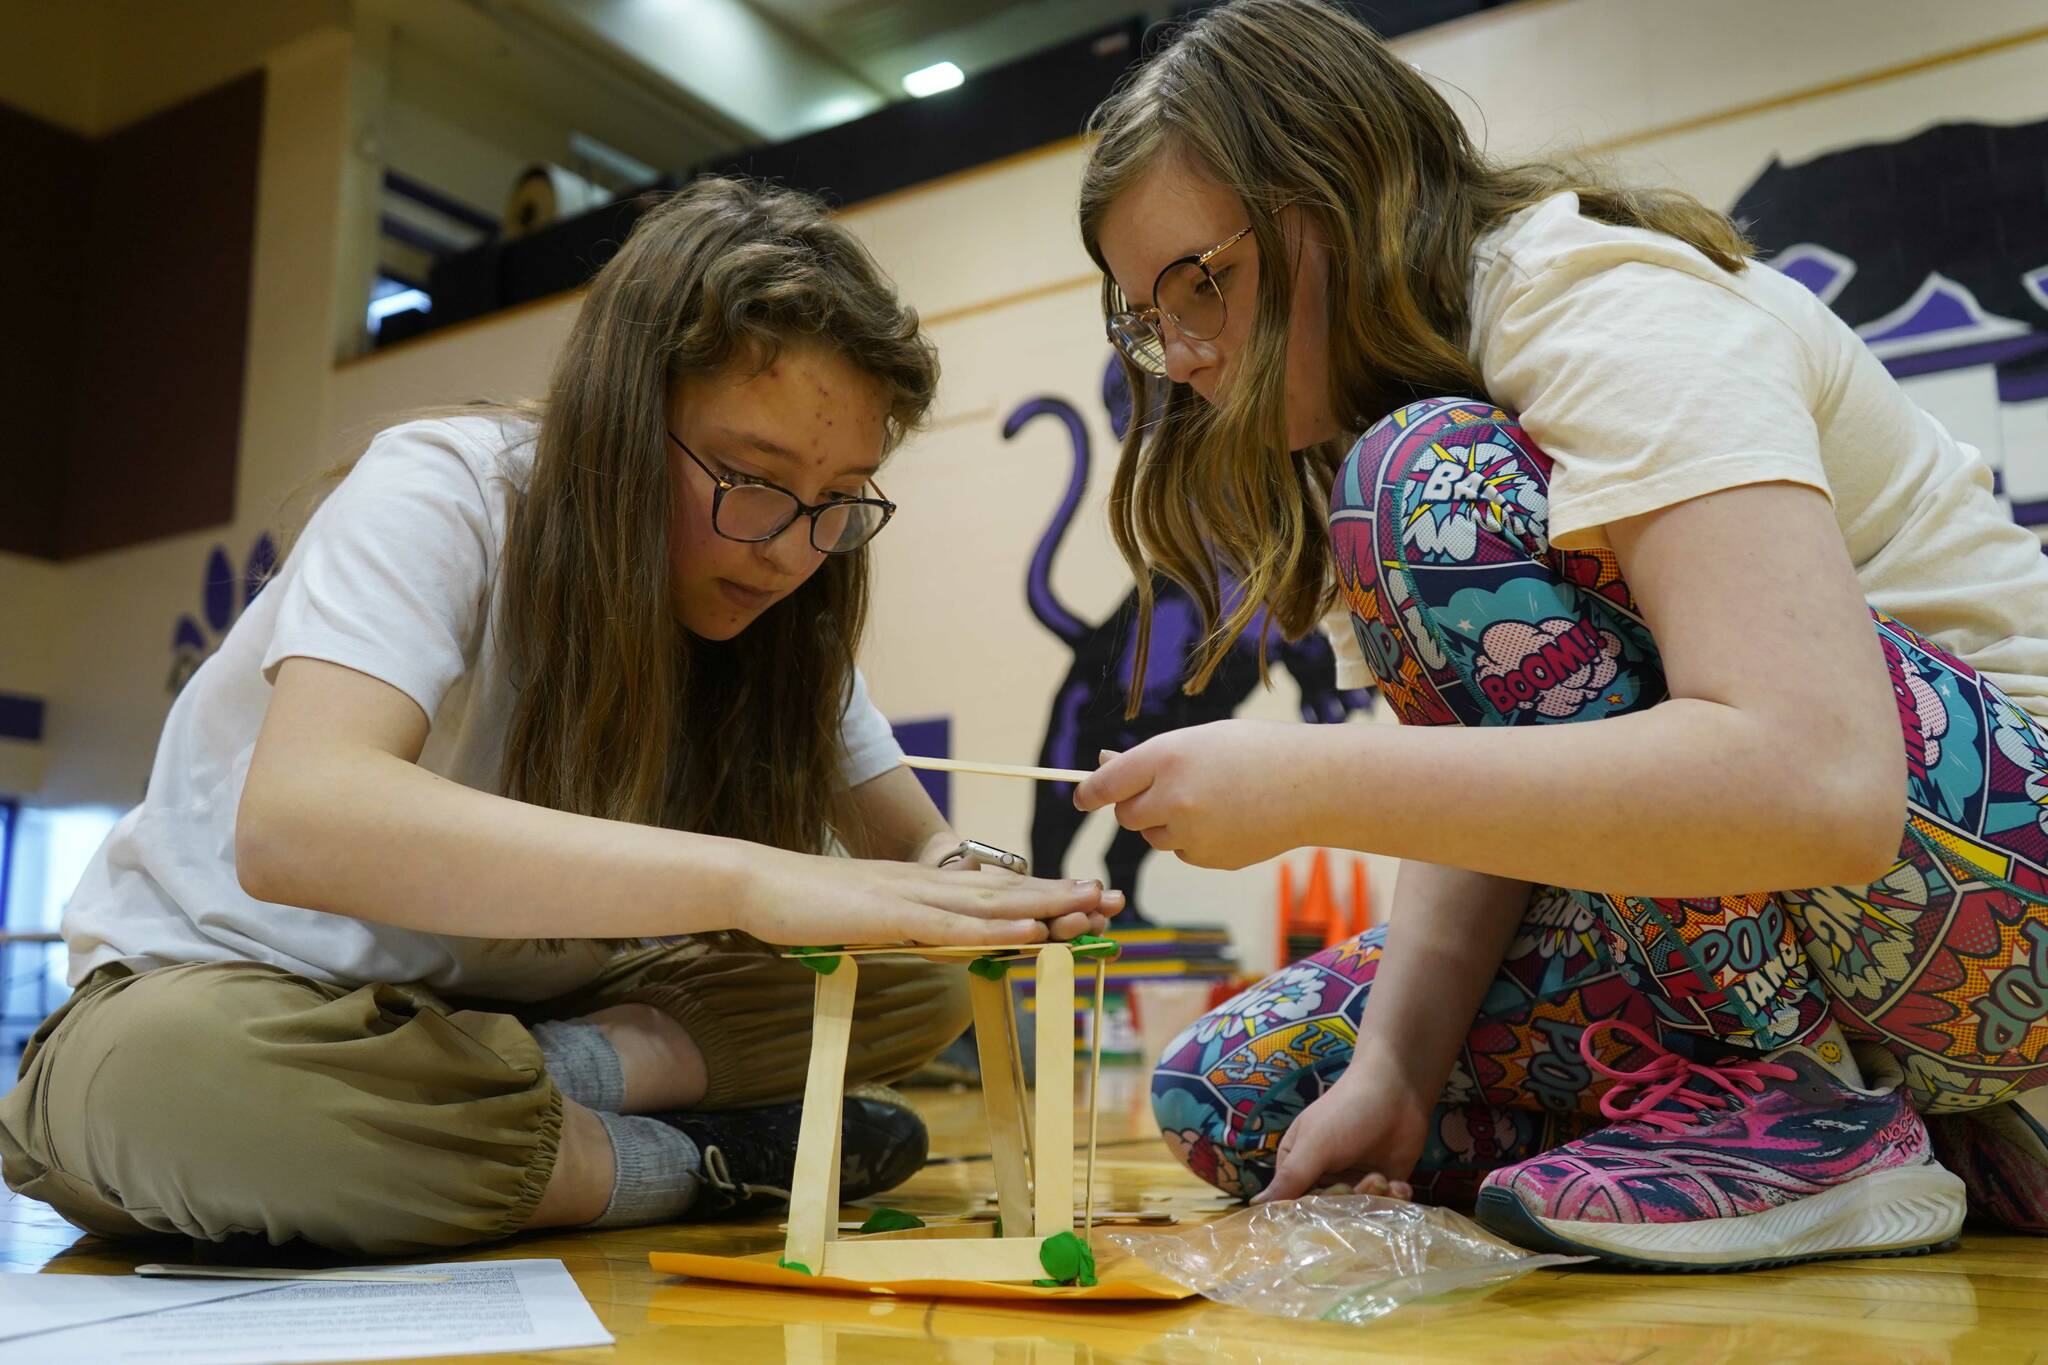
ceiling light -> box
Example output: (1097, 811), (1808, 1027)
(368, 288), (430, 322)
(903, 61), (964, 98)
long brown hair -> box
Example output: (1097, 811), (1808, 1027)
(497, 176), (937, 855)
(1078, 0), (1752, 703)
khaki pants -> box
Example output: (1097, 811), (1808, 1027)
(0, 938), (968, 1255)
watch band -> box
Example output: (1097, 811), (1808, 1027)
(937, 840), (1030, 875)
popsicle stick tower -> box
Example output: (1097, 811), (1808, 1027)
(781, 935), (1117, 1285)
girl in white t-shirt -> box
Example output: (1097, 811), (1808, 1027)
(0, 177), (1115, 1255)
(1071, 0), (2048, 1270)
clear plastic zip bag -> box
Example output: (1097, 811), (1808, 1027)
(1105, 1195), (1588, 1324)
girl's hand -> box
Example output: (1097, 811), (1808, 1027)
(738, 849), (1114, 948)
(1072, 721), (1316, 870)
(1253, 1060), (1433, 1204)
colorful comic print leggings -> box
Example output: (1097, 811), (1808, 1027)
(1153, 398), (2048, 1205)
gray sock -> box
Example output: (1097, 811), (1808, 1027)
(531, 1018), (626, 1112)
(592, 1112), (702, 1227)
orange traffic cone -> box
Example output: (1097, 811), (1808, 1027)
(1303, 849), (1341, 948)
(1275, 860), (1296, 971)
(1348, 857), (1372, 938)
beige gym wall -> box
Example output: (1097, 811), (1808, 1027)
(6, 0), (2047, 968)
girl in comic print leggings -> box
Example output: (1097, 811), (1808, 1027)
(1147, 402), (2048, 1265)
(1072, 0), (2048, 1271)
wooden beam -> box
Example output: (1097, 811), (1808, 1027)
(821, 1234), (1050, 1284)
(899, 755), (1091, 783)
(1032, 943), (1075, 1238)
(783, 957), (859, 1272)
(969, 972), (1032, 1230)
(1005, 970), (1035, 1167)
(1084, 956), (1106, 1237)
(781, 944), (1046, 961)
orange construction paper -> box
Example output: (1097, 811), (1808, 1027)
(648, 1246), (1193, 1302)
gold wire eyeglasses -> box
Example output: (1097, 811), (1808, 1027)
(1105, 226), (1251, 375)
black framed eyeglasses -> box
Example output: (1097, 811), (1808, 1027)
(1105, 226), (1252, 376)
(668, 431), (896, 554)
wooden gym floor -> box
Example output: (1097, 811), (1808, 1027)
(5, 1062), (2047, 1363)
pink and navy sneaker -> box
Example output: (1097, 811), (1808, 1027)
(1474, 1021), (1965, 1270)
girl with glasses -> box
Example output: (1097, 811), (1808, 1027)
(1074, 0), (2048, 1269)
(0, 178), (1115, 1256)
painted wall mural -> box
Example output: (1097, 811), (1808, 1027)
(1013, 357), (1374, 924)
(1735, 119), (2048, 527)
(145, 121), (2048, 940)
(168, 533), (275, 698)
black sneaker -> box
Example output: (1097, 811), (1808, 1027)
(654, 1083), (929, 1215)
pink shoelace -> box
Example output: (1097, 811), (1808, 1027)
(1579, 1019), (1800, 1136)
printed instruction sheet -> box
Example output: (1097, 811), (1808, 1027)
(0, 1258), (612, 1363)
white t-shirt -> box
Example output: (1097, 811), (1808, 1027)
(64, 416), (907, 999)
(1327, 192), (2048, 719)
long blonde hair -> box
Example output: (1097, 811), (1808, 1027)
(1078, 0), (1751, 704)
(497, 177), (937, 854)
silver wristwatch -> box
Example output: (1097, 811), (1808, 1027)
(936, 838), (1030, 876)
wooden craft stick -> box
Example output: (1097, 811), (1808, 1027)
(1084, 957), (1106, 1238)
(1032, 944), (1075, 1238)
(900, 755), (1091, 783)
(823, 1211), (1176, 1230)
(780, 944), (1045, 961)
(822, 1235), (1051, 1284)
(1005, 976), (1035, 1169)
(969, 972), (1033, 1232)
(785, 959), (859, 1272)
